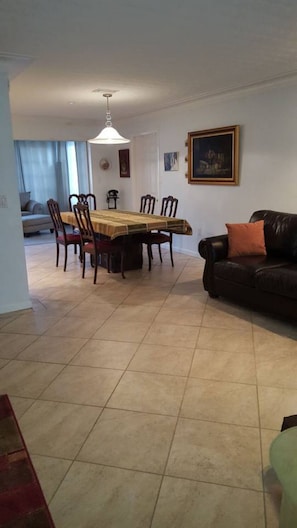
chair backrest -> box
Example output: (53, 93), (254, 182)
(106, 189), (119, 209)
(68, 194), (80, 211)
(160, 195), (178, 217)
(69, 193), (97, 211)
(82, 193), (97, 210)
(140, 194), (156, 214)
(73, 202), (96, 246)
(107, 189), (119, 198)
(47, 198), (67, 237)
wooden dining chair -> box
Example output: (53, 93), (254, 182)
(68, 193), (80, 212)
(81, 193), (97, 210)
(140, 194), (156, 214)
(140, 195), (178, 271)
(47, 198), (81, 271)
(160, 195), (178, 218)
(106, 190), (119, 209)
(68, 193), (97, 253)
(69, 193), (97, 211)
(73, 202), (125, 284)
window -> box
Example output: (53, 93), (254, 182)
(15, 140), (91, 211)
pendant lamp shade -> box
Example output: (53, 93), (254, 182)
(88, 93), (130, 145)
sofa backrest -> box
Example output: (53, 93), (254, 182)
(250, 210), (297, 259)
(19, 191), (31, 210)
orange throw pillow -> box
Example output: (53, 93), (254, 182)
(226, 220), (267, 258)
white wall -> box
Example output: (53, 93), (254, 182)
(119, 80), (297, 256)
(0, 74), (31, 314)
(12, 79), (297, 258)
(89, 145), (133, 211)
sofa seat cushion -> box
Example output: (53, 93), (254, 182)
(22, 214), (52, 226)
(256, 265), (297, 300)
(22, 214), (53, 234)
(214, 256), (291, 287)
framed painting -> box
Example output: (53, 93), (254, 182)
(119, 149), (130, 177)
(187, 125), (239, 185)
(164, 152), (179, 171)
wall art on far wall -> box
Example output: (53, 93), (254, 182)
(187, 125), (239, 185)
(164, 152), (179, 171)
(119, 149), (130, 177)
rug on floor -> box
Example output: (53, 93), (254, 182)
(0, 394), (55, 527)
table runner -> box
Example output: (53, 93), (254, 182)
(61, 209), (192, 240)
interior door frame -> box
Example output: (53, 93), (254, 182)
(130, 131), (160, 212)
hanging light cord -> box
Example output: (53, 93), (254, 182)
(104, 94), (112, 128)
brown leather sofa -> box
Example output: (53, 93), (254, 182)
(198, 210), (297, 321)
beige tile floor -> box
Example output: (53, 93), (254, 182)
(1, 238), (297, 527)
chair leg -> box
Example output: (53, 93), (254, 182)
(149, 245), (154, 261)
(56, 242), (59, 267)
(120, 250), (125, 279)
(74, 232), (79, 255)
(93, 253), (98, 284)
(75, 243), (80, 260)
(107, 254), (111, 274)
(63, 245), (68, 272)
(158, 244), (163, 263)
(82, 252), (86, 279)
(147, 244), (152, 271)
(169, 239), (174, 267)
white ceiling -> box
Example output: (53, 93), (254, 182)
(1, 0), (297, 123)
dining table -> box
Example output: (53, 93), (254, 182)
(60, 209), (193, 271)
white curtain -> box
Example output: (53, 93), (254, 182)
(14, 140), (90, 211)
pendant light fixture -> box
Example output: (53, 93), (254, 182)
(88, 93), (130, 145)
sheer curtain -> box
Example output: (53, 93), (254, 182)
(14, 140), (90, 211)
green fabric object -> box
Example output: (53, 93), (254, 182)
(270, 426), (297, 527)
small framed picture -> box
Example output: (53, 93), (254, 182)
(119, 149), (130, 178)
(164, 152), (179, 171)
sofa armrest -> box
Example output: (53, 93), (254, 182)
(198, 234), (228, 295)
(198, 234), (228, 262)
(25, 200), (44, 214)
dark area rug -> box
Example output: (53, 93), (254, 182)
(0, 394), (55, 527)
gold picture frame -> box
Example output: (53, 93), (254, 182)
(187, 125), (239, 185)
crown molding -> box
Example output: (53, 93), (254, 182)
(0, 52), (34, 79)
